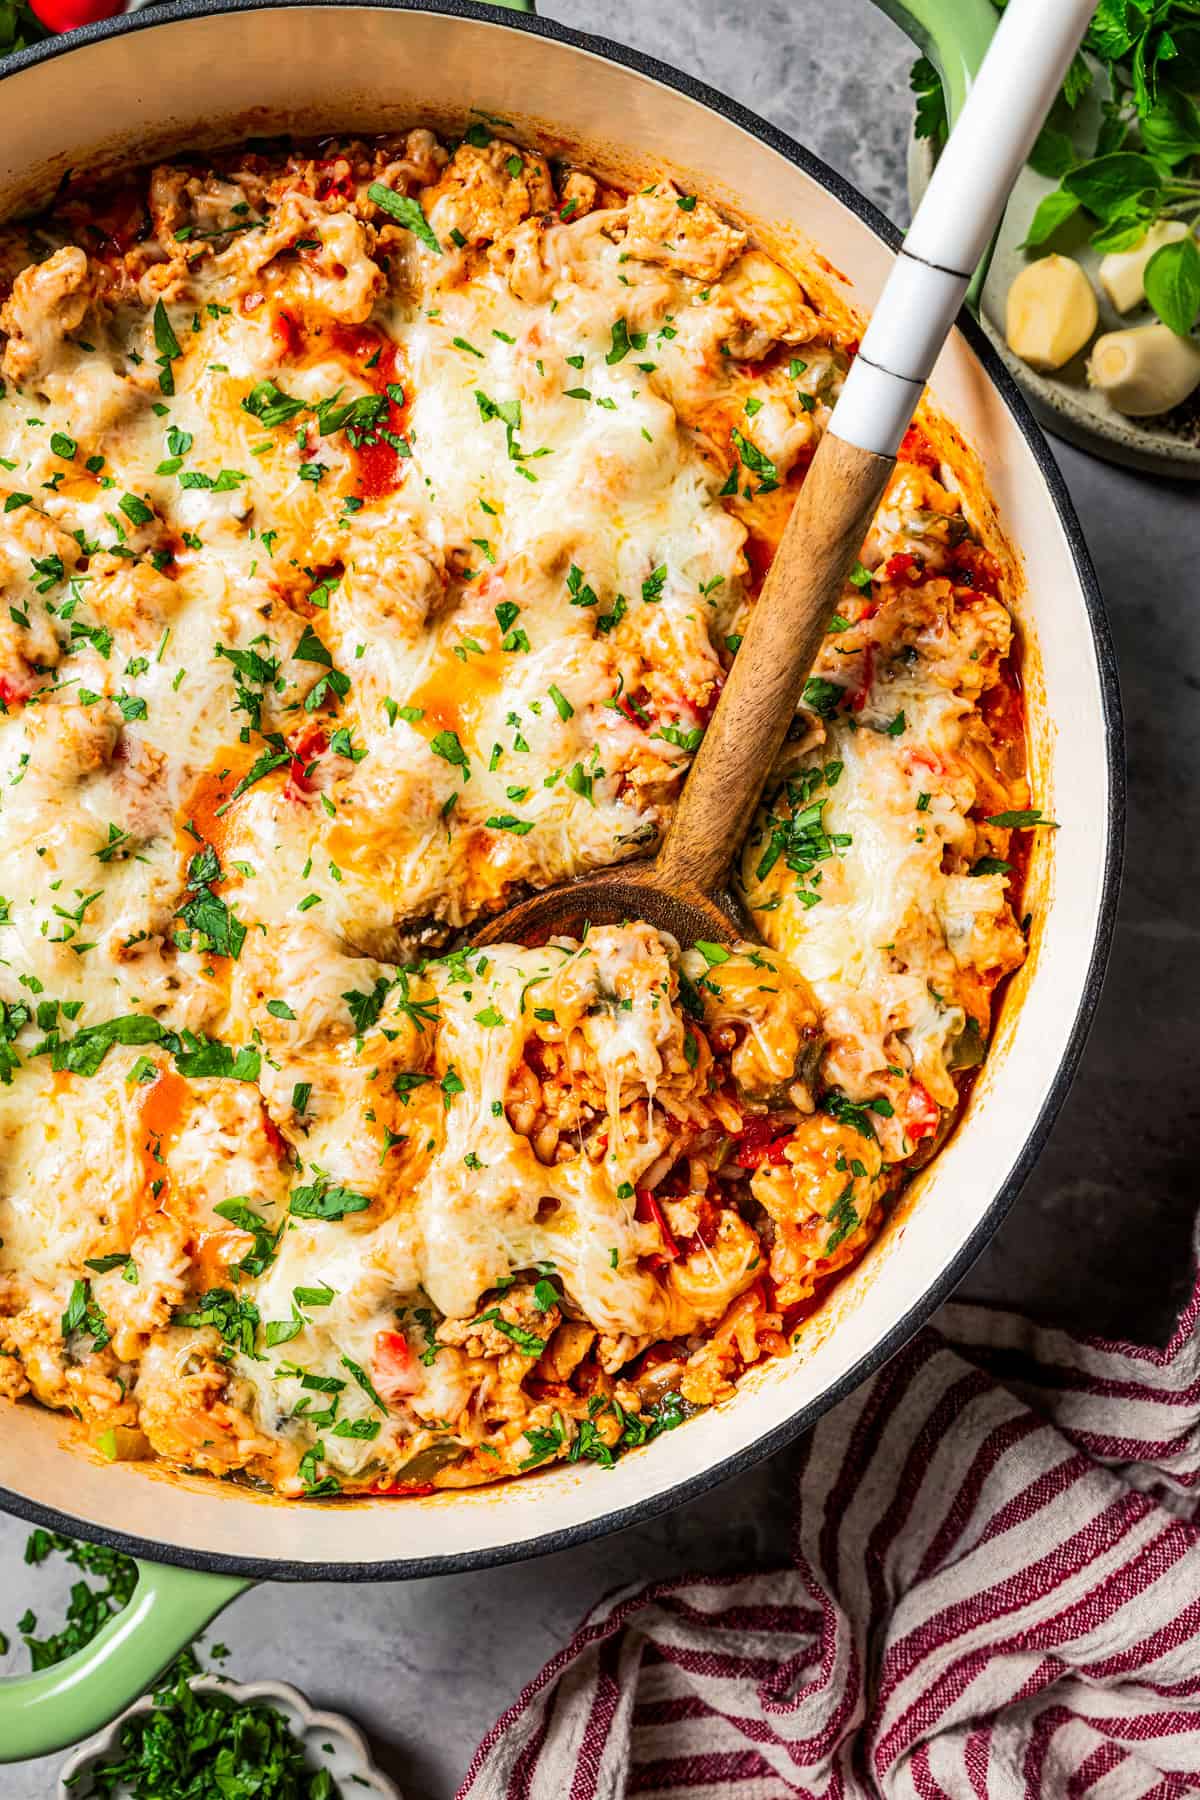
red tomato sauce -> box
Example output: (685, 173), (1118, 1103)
(271, 310), (412, 502)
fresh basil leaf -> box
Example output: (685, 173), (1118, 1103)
(1027, 122), (1077, 181)
(1089, 214), (1156, 254)
(1087, 0), (1138, 65)
(1061, 50), (1093, 111)
(1021, 188), (1083, 249)
(1062, 153), (1161, 223)
(1139, 87), (1200, 167)
(1144, 233), (1200, 336)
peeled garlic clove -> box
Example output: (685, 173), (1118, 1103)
(1006, 254), (1099, 372)
(1087, 323), (1200, 416)
(1099, 220), (1190, 314)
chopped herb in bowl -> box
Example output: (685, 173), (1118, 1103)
(5, 1533), (347, 1798)
(65, 1675), (342, 1799)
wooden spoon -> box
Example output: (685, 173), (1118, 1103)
(476, 0), (1095, 952)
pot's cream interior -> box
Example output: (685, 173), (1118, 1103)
(0, 3), (1116, 1571)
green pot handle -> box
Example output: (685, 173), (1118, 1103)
(868, 0), (998, 305)
(870, 0), (995, 127)
(0, 1559), (248, 1764)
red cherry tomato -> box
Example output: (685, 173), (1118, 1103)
(29, 0), (124, 32)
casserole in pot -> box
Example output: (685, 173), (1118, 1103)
(0, 0), (1120, 1758)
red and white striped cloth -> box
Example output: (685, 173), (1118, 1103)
(460, 1278), (1200, 1798)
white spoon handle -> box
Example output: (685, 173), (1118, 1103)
(833, 0), (1096, 456)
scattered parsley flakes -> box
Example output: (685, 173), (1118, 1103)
(367, 180), (442, 253)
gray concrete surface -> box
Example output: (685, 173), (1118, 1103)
(4, 2), (1198, 1793)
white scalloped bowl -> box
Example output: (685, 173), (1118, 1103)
(56, 1676), (402, 1799)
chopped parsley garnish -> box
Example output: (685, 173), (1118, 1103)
(606, 319), (646, 364)
(730, 427), (779, 494)
(801, 677), (844, 719)
(343, 975), (392, 1033)
(753, 765), (851, 906)
(824, 1184), (860, 1254)
(823, 1089), (893, 1141)
(288, 1176), (372, 1221)
(475, 1308), (545, 1356)
(367, 181), (442, 253)
(60, 1279), (110, 1352)
(641, 565), (667, 604)
(985, 808), (1056, 829)
(430, 728), (470, 777)
(152, 300), (181, 394)
(176, 843), (247, 960)
(174, 1287), (260, 1358)
(119, 492), (154, 527)
(241, 379), (307, 428)
(212, 1198), (279, 1278)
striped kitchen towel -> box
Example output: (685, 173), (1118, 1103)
(459, 1279), (1200, 1798)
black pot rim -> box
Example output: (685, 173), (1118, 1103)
(0, 0), (1125, 1585)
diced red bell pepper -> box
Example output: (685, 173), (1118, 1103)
(635, 1189), (680, 1261)
(373, 1329), (420, 1401)
(903, 1081), (940, 1143)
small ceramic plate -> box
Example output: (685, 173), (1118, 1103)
(908, 120), (1200, 481)
(57, 1675), (403, 1799)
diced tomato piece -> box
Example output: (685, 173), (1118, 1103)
(733, 1115), (794, 1169)
(902, 1082), (940, 1143)
(0, 674), (33, 711)
(286, 758), (317, 796)
(635, 1189), (680, 1261)
(371, 1479), (435, 1497)
(899, 424), (939, 469)
(884, 551), (922, 585)
(315, 164), (356, 203)
(373, 1329), (421, 1401)
(678, 1197), (721, 1255)
(947, 540), (1002, 599)
(286, 725), (327, 797)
